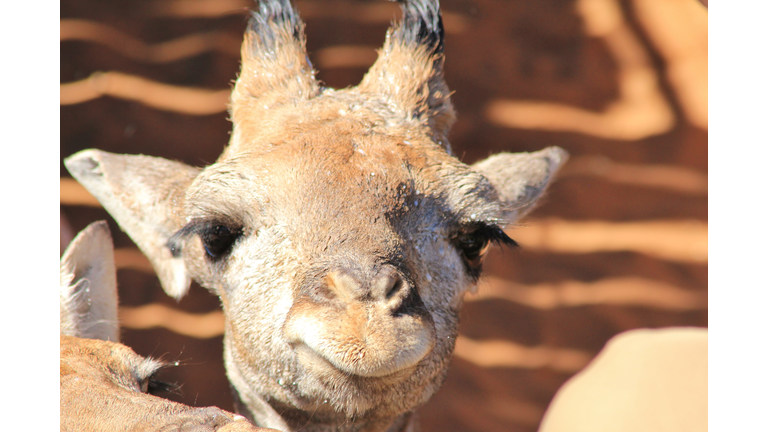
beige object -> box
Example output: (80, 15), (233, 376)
(539, 327), (708, 432)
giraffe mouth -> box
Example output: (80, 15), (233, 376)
(283, 302), (436, 378)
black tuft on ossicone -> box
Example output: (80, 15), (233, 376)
(248, 0), (302, 47)
(391, 0), (445, 54)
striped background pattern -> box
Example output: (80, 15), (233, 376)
(60, 1), (707, 431)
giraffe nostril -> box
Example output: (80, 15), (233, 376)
(385, 276), (403, 300)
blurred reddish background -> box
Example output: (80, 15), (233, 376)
(60, 1), (707, 431)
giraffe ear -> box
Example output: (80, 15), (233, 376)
(471, 147), (569, 223)
(64, 149), (201, 299)
(60, 221), (119, 342)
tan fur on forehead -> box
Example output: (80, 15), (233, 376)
(201, 115), (500, 231)
(226, 90), (441, 159)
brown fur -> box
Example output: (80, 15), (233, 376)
(64, 1), (568, 431)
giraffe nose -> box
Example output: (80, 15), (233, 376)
(326, 265), (408, 307)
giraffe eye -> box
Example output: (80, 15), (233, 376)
(145, 376), (180, 396)
(454, 224), (518, 271)
(167, 220), (244, 260)
(201, 225), (242, 259)
(139, 371), (180, 396)
(456, 231), (492, 269)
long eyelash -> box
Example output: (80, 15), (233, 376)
(481, 224), (519, 249)
(167, 221), (203, 257)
